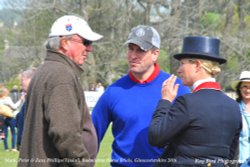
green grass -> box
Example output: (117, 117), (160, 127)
(0, 148), (19, 166)
(95, 125), (113, 167)
(0, 136), (19, 167)
(0, 126), (113, 167)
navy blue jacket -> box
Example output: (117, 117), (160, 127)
(16, 101), (26, 146)
(149, 89), (242, 167)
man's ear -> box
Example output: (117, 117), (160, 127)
(152, 49), (160, 61)
(59, 38), (69, 52)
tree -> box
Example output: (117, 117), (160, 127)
(0, 0), (250, 90)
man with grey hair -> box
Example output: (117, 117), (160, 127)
(16, 68), (36, 150)
(18, 15), (102, 167)
(91, 25), (190, 167)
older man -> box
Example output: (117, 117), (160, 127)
(18, 15), (102, 167)
(16, 68), (36, 150)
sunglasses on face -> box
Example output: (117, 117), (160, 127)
(68, 38), (93, 46)
(83, 39), (93, 46)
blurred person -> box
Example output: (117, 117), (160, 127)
(16, 68), (36, 150)
(95, 82), (104, 93)
(0, 114), (5, 140)
(0, 84), (24, 152)
(148, 36), (242, 167)
(89, 83), (96, 91)
(91, 25), (190, 167)
(10, 85), (20, 103)
(233, 71), (250, 166)
(18, 15), (102, 167)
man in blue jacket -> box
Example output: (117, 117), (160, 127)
(148, 36), (242, 167)
(92, 25), (190, 167)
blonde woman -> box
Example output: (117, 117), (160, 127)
(0, 84), (24, 151)
(149, 36), (242, 166)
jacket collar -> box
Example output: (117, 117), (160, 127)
(45, 50), (84, 76)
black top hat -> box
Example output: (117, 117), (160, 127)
(173, 36), (226, 64)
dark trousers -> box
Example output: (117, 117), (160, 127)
(3, 117), (16, 150)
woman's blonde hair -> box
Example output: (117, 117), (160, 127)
(189, 58), (221, 77)
(0, 84), (9, 98)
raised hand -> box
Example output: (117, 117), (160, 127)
(161, 75), (179, 102)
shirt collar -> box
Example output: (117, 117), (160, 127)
(240, 101), (246, 111)
(193, 78), (216, 90)
(129, 63), (160, 84)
